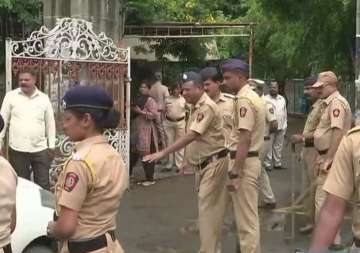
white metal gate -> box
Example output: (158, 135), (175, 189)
(5, 18), (131, 187)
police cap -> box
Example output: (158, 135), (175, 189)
(220, 59), (249, 75)
(248, 78), (265, 90)
(182, 71), (202, 85)
(62, 85), (114, 110)
(199, 67), (222, 82)
(312, 71), (338, 88)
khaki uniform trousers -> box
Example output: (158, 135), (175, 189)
(258, 139), (276, 204)
(229, 157), (261, 253)
(60, 234), (124, 253)
(301, 147), (317, 222)
(314, 155), (341, 242)
(314, 155), (329, 221)
(352, 202), (360, 240)
(164, 119), (185, 169)
(196, 157), (229, 253)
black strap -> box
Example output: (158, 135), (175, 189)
(229, 150), (259, 160)
(317, 149), (328, 155)
(354, 237), (360, 247)
(304, 137), (314, 147)
(68, 231), (116, 253)
(3, 244), (12, 253)
(199, 149), (228, 170)
(165, 116), (185, 122)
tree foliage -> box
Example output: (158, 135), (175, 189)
(0, 0), (355, 81)
(0, 0), (41, 69)
(123, 0), (356, 80)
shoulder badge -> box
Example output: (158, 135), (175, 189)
(197, 112), (204, 122)
(333, 108), (340, 118)
(64, 172), (79, 192)
(240, 107), (247, 117)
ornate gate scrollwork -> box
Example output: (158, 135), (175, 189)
(6, 18), (131, 189)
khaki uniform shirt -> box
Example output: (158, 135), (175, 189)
(323, 126), (360, 238)
(0, 157), (17, 247)
(303, 99), (325, 137)
(215, 93), (234, 147)
(185, 93), (226, 166)
(165, 95), (186, 120)
(55, 135), (128, 240)
(314, 91), (351, 152)
(149, 81), (170, 111)
(229, 84), (266, 153)
(263, 99), (276, 137)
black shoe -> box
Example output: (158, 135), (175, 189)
(161, 168), (172, 172)
(265, 166), (272, 172)
(259, 202), (277, 209)
(273, 166), (286, 170)
(298, 224), (313, 234)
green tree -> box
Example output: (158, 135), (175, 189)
(225, 0), (356, 80)
(0, 0), (41, 69)
(122, 0), (355, 80)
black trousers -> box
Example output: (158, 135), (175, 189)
(9, 147), (51, 190)
(130, 135), (156, 181)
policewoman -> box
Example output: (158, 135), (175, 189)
(47, 86), (128, 253)
(0, 114), (17, 253)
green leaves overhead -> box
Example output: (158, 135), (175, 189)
(123, 0), (355, 80)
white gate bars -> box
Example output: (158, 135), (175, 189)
(5, 18), (131, 188)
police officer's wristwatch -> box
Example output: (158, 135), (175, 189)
(228, 171), (239, 179)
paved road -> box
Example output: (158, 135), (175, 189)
(116, 117), (352, 253)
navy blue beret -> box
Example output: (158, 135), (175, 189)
(199, 67), (221, 81)
(304, 76), (317, 87)
(220, 59), (249, 74)
(182, 71), (202, 84)
(62, 85), (113, 110)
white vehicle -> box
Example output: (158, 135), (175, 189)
(12, 178), (57, 253)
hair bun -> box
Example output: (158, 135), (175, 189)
(103, 108), (120, 129)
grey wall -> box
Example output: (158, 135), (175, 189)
(41, 0), (121, 41)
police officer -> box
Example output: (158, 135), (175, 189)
(249, 79), (278, 209)
(308, 126), (360, 252)
(312, 71), (351, 246)
(291, 76), (325, 233)
(0, 114), (17, 253)
(163, 83), (186, 172)
(200, 66), (234, 146)
(47, 86), (128, 253)
(221, 59), (265, 253)
(144, 71), (228, 253)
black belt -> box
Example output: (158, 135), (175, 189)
(3, 244), (12, 253)
(317, 149), (328, 155)
(68, 231), (116, 253)
(199, 149), (228, 170)
(229, 150), (258, 160)
(354, 237), (360, 247)
(304, 137), (314, 147)
(166, 116), (185, 122)
(264, 136), (270, 141)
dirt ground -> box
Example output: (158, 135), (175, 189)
(115, 117), (353, 253)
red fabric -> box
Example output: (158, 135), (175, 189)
(135, 97), (160, 155)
